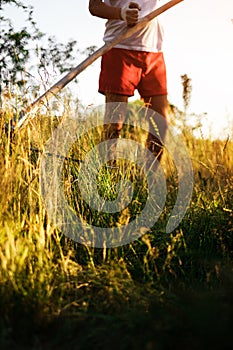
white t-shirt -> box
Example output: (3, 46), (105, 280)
(103, 0), (164, 52)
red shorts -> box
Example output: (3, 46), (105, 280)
(99, 48), (167, 97)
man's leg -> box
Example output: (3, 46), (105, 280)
(102, 93), (128, 161)
(142, 94), (168, 162)
(103, 93), (128, 139)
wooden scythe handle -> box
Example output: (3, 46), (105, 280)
(16, 0), (184, 129)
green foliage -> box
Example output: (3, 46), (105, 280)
(0, 1), (40, 88)
(0, 0), (79, 104)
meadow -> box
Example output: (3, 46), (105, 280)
(0, 101), (232, 350)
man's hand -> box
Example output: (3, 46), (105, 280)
(120, 2), (141, 26)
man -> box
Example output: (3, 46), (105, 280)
(89, 0), (168, 161)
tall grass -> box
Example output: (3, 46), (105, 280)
(0, 103), (232, 350)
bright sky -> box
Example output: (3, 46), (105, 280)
(5, 0), (233, 139)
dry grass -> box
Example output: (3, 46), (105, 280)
(0, 103), (232, 349)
